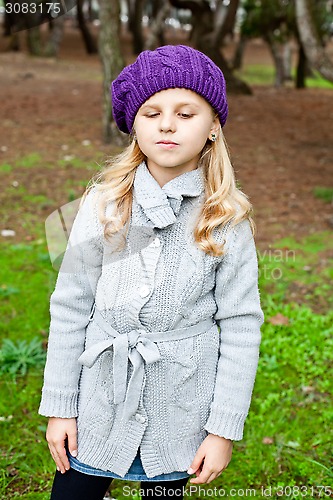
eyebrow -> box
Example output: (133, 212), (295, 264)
(140, 102), (200, 111)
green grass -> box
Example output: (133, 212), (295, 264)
(0, 163), (12, 173)
(0, 228), (332, 498)
(16, 153), (43, 169)
(257, 231), (333, 312)
(236, 64), (333, 89)
(313, 187), (333, 204)
(0, 239), (54, 345)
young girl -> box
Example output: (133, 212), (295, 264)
(39, 44), (264, 500)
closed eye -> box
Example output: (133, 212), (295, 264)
(144, 113), (194, 118)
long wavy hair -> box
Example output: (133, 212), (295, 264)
(82, 124), (254, 257)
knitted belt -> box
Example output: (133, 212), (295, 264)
(78, 305), (215, 421)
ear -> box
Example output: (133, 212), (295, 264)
(208, 115), (220, 141)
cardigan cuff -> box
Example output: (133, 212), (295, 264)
(204, 404), (246, 441)
(38, 388), (78, 418)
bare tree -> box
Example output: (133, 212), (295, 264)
(128, 0), (146, 54)
(295, 0), (333, 82)
(98, 0), (127, 144)
(77, 0), (98, 54)
(43, 16), (65, 57)
(169, 0), (251, 94)
(144, 1), (171, 49)
(212, 0), (239, 46)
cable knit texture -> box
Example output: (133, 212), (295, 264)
(111, 45), (228, 134)
(39, 161), (264, 479)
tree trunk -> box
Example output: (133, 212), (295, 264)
(198, 35), (251, 94)
(27, 25), (42, 55)
(282, 41), (292, 81)
(264, 33), (286, 87)
(232, 33), (247, 70)
(169, 0), (251, 94)
(295, 0), (333, 82)
(43, 16), (65, 57)
(98, 0), (127, 144)
(3, 9), (12, 36)
(3, 7), (21, 51)
(145, 1), (170, 50)
(87, 0), (93, 22)
(131, 0), (146, 54)
(77, 0), (98, 54)
(152, 0), (164, 19)
(296, 42), (307, 88)
(213, 0), (239, 46)
(127, 0), (136, 36)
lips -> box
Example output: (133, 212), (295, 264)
(156, 141), (179, 150)
(157, 141), (179, 145)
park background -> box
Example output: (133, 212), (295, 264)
(0, 0), (332, 498)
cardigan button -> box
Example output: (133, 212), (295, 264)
(135, 413), (146, 423)
(139, 285), (150, 298)
(150, 237), (161, 248)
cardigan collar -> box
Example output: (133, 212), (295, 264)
(133, 161), (205, 229)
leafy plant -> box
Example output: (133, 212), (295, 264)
(0, 337), (46, 377)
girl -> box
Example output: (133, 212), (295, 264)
(39, 44), (264, 500)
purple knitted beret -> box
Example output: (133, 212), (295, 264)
(111, 44), (228, 134)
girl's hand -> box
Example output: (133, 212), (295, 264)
(187, 434), (233, 484)
(46, 417), (78, 474)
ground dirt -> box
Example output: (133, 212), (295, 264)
(0, 23), (332, 250)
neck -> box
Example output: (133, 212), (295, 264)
(146, 159), (199, 188)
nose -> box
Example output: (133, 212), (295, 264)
(159, 112), (176, 133)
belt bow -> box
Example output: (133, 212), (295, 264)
(78, 309), (160, 420)
(78, 306), (215, 421)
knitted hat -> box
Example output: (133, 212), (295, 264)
(111, 45), (228, 134)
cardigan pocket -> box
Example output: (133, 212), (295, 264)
(167, 324), (220, 438)
(77, 353), (116, 438)
(171, 355), (197, 409)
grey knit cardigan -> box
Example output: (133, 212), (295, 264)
(39, 161), (264, 479)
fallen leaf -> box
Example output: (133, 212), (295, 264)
(301, 385), (315, 394)
(262, 437), (274, 445)
(268, 313), (289, 325)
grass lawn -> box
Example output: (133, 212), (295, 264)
(235, 64), (333, 89)
(0, 156), (332, 499)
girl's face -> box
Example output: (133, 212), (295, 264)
(133, 88), (219, 179)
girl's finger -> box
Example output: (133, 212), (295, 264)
(49, 442), (69, 473)
(206, 471), (218, 484)
(67, 427), (78, 457)
(48, 444), (63, 472)
(55, 442), (70, 471)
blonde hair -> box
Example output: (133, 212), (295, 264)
(83, 127), (254, 257)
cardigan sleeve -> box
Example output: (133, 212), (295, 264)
(204, 218), (264, 440)
(38, 188), (104, 418)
